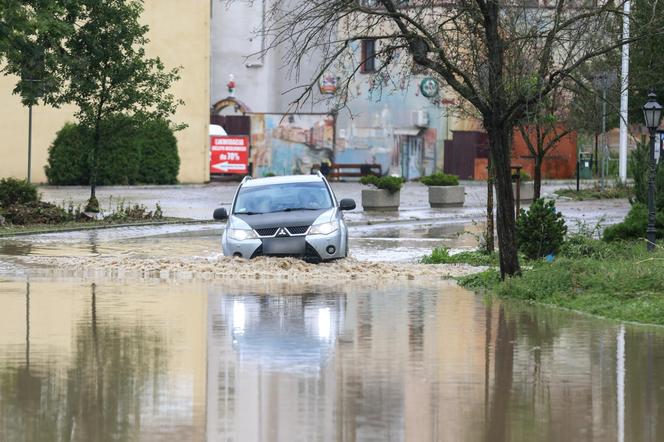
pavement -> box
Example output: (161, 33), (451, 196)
(38, 180), (630, 229)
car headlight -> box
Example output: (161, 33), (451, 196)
(309, 220), (339, 235)
(227, 228), (258, 241)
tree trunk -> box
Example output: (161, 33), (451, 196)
(487, 125), (521, 278)
(486, 157), (495, 253)
(533, 156), (543, 200)
(86, 121), (102, 212)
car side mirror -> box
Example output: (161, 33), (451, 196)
(213, 207), (228, 220)
(339, 198), (356, 211)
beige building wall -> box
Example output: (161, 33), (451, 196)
(0, 0), (211, 184)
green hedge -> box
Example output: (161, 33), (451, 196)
(45, 116), (179, 185)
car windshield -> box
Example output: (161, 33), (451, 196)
(233, 181), (333, 214)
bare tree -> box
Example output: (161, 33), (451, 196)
(517, 87), (574, 200)
(264, 0), (659, 277)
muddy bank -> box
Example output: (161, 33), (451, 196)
(16, 255), (484, 282)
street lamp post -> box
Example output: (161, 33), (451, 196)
(22, 78), (43, 184)
(642, 92), (662, 252)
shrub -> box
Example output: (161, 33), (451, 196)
(134, 119), (180, 184)
(0, 178), (39, 207)
(2, 202), (73, 225)
(44, 123), (90, 185)
(96, 116), (142, 185)
(360, 175), (404, 194)
(629, 141), (649, 205)
(104, 201), (164, 222)
(516, 199), (567, 260)
(45, 116), (180, 185)
(602, 203), (664, 242)
(629, 141), (664, 211)
(514, 170), (532, 182)
(421, 247), (497, 266)
(560, 234), (621, 260)
(420, 172), (459, 187)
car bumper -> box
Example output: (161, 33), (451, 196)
(222, 229), (346, 261)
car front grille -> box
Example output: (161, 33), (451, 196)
(254, 226), (310, 237)
(255, 227), (279, 237)
(286, 226), (309, 235)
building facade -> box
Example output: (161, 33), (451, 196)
(0, 0), (211, 184)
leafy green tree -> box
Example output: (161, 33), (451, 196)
(53, 0), (182, 211)
(2, 0), (182, 211)
(0, 0), (72, 106)
(629, 0), (664, 121)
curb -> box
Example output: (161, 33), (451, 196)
(0, 219), (218, 238)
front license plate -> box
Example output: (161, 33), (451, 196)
(262, 237), (306, 255)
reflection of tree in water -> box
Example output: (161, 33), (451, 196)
(485, 305), (516, 442)
(0, 283), (169, 441)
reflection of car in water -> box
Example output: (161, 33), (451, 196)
(222, 295), (343, 374)
(213, 172), (356, 262)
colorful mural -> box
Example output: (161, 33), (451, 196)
(249, 113), (334, 176)
(334, 72), (445, 180)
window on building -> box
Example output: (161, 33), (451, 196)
(360, 39), (376, 73)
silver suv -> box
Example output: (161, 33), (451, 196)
(213, 173), (356, 261)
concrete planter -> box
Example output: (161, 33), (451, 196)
(361, 189), (400, 211)
(514, 181), (534, 203)
(428, 185), (465, 208)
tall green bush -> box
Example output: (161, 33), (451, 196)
(516, 199), (567, 259)
(135, 119), (180, 184)
(0, 178), (39, 207)
(45, 116), (179, 185)
(44, 123), (90, 185)
(629, 141), (649, 205)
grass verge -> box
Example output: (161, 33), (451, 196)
(420, 247), (498, 266)
(555, 185), (632, 201)
(454, 240), (664, 326)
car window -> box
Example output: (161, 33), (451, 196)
(233, 182), (333, 214)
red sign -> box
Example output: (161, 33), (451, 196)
(210, 135), (249, 174)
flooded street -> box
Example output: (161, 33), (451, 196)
(1, 219), (663, 441)
(1, 278), (663, 441)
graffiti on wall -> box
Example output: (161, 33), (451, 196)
(333, 72), (445, 180)
(250, 114), (334, 176)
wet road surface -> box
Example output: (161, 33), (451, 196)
(0, 278), (663, 441)
(0, 199), (658, 441)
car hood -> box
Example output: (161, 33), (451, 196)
(234, 209), (331, 229)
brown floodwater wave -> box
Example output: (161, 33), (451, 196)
(11, 255), (485, 282)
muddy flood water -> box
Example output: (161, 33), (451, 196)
(1, 224), (663, 441)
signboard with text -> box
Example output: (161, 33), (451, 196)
(210, 135), (249, 174)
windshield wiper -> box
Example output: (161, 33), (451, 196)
(236, 211), (263, 215)
(270, 207), (321, 213)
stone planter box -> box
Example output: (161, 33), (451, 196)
(361, 189), (400, 211)
(428, 185), (465, 208)
(513, 182), (534, 203)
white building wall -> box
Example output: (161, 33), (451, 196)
(211, 0), (330, 114)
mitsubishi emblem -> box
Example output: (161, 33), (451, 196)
(276, 227), (289, 237)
